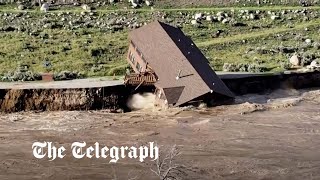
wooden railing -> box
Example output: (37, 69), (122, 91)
(124, 72), (157, 86)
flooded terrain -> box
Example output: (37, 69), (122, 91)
(0, 88), (319, 180)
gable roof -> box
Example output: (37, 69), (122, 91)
(129, 21), (234, 106)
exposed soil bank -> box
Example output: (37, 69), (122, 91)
(0, 85), (130, 113)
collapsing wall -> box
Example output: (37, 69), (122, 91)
(0, 85), (130, 113)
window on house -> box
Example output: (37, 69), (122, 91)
(136, 62), (141, 72)
(129, 51), (135, 64)
(131, 56), (135, 64)
(128, 51), (132, 60)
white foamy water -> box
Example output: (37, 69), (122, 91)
(127, 93), (156, 110)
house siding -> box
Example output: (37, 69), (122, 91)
(127, 41), (147, 73)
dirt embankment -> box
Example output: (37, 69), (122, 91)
(0, 87), (129, 113)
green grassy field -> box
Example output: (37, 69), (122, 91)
(0, 5), (319, 80)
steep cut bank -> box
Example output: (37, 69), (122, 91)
(0, 86), (130, 113)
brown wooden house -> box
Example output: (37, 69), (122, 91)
(126, 20), (234, 107)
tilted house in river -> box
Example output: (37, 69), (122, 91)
(126, 20), (234, 108)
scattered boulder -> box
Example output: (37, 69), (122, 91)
(206, 15), (213, 21)
(249, 13), (258, 20)
(129, 0), (140, 8)
(216, 11), (224, 17)
(145, 0), (153, 6)
(310, 60), (320, 67)
(194, 13), (203, 20)
(17, 5), (25, 10)
(313, 42), (320, 49)
(191, 20), (199, 25)
(305, 38), (312, 44)
(81, 4), (91, 11)
(271, 15), (280, 20)
(289, 55), (301, 66)
(306, 59), (320, 71)
(217, 15), (224, 22)
(132, 2), (138, 8)
(40, 3), (49, 12)
(222, 18), (230, 24)
(303, 16), (309, 21)
(299, 0), (311, 7)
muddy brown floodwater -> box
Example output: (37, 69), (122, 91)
(0, 88), (319, 180)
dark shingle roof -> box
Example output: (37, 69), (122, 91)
(129, 21), (234, 106)
(163, 86), (185, 105)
